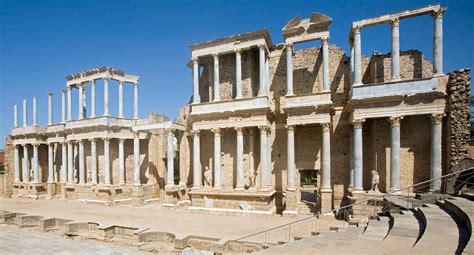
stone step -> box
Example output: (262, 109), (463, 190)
(440, 197), (474, 254)
(381, 210), (420, 249)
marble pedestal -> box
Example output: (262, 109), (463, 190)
(162, 184), (189, 208)
(46, 183), (57, 199)
(282, 189), (299, 217)
(320, 188), (333, 214)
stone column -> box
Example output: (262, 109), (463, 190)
(390, 18), (401, 81)
(134, 82), (139, 119)
(48, 93), (53, 125)
(48, 143), (54, 183)
(353, 26), (362, 86)
(259, 126), (268, 189)
(22, 99), (27, 127)
(67, 142), (74, 184)
(192, 130), (202, 188)
(322, 36), (330, 91)
(78, 140), (85, 184)
(267, 128), (272, 186)
(103, 78), (109, 116)
(13, 105), (18, 128)
(33, 143), (39, 183)
(33, 97), (38, 126)
(166, 129), (175, 186)
(192, 57), (200, 104)
(236, 127), (244, 190)
(67, 86), (72, 121)
(61, 89), (66, 123)
(212, 128), (221, 189)
(104, 138), (111, 185)
(90, 80), (96, 118)
(213, 54), (220, 101)
(353, 119), (365, 192)
(430, 113), (443, 191)
(389, 116), (402, 192)
(349, 130), (354, 188)
(61, 143), (67, 183)
(433, 9), (444, 75)
(350, 43), (355, 84)
(14, 145), (20, 182)
(235, 49), (242, 99)
(23, 144), (30, 183)
(321, 123), (331, 190)
(78, 84), (84, 119)
(285, 43), (294, 96)
(118, 81), (124, 118)
(119, 139), (125, 184)
(133, 133), (140, 185)
(258, 45), (266, 96)
(287, 125), (296, 189)
(90, 139), (97, 184)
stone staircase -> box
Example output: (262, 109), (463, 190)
(254, 195), (474, 255)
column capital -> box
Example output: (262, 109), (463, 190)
(259, 126), (270, 134)
(191, 129), (200, 137)
(90, 79), (96, 85)
(192, 57), (199, 64)
(258, 44), (265, 50)
(102, 137), (111, 142)
(48, 92), (54, 97)
(235, 127), (243, 134)
(134, 81), (139, 87)
(234, 48), (242, 54)
(431, 113), (445, 124)
(352, 118), (365, 128)
(285, 42), (293, 49)
(77, 139), (83, 144)
(211, 128), (221, 136)
(118, 80), (124, 85)
(286, 125), (295, 133)
(321, 122), (332, 132)
(62, 88), (67, 94)
(388, 116), (404, 127)
(321, 36), (330, 44)
(118, 138), (124, 145)
(88, 138), (96, 144)
(212, 53), (219, 60)
(103, 76), (111, 81)
(32, 143), (39, 148)
(353, 25), (361, 34)
(432, 8), (446, 19)
(166, 128), (176, 136)
(390, 17), (400, 26)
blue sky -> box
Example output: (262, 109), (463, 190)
(0, 0), (473, 148)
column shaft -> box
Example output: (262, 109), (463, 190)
(23, 144), (30, 182)
(33, 144), (39, 182)
(430, 114), (443, 191)
(391, 18), (400, 81)
(349, 130), (354, 188)
(104, 138), (111, 185)
(353, 120), (364, 191)
(167, 131), (175, 186)
(350, 44), (355, 85)
(193, 130), (202, 188)
(258, 45), (266, 96)
(103, 79), (109, 116)
(286, 44), (294, 96)
(134, 83), (139, 119)
(90, 80), (96, 117)
(433, 10), (444, 75)
(13, 105), (18, 128)
(67, 87), (72, 121)
(33, 97), (38, 126)
(119, 139), (125, 184)
(321, 123), (331, 189)
(22, 99), (27, 127)
(14, 145), (20, 182)
(78, 84), (84, 119)
(236, 128), (244, 189)
(78, 140), (85, 184)
(61, 90), (66, 123)
(192, 58), (200, 103)
(322, 37), (330, 91)
(118, 81), (124, 118)
(353, 27), (362, 85)
(48, 93), (53, 125)
(259, 127), (268, 188)
(48, 143), (54, 183)
(61, 143), (67, 183)
(287, 126), (295, 189)
(389, 117), (402, 192)
(213, 129), (221, 188)
(67, 142), (74, 184)
(90, 139), (97, 184)
(213, 54), (220, 101)
(133, 134), (140, 185)
(235, 50), (242, 99)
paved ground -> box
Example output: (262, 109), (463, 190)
(0, 224), (151, 255)
(0, 198), (306, 240)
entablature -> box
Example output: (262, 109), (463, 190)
(190, 96), (270, 116)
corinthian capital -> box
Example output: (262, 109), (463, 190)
(352, 119), (365, 128)
(388, 116), (403, 127)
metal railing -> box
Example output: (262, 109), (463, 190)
(232, 166), (474, 254)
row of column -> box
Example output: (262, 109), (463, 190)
(13, 135), (142, 186)
(286, 123), (331, 190)
(350, 113), (443, 192)
(192, 44), (268, 104)
(351, 10), (444, 86)
(191, 126), (271, 189)
(13, 98), (39, 128)
(286, 36), (330, 96)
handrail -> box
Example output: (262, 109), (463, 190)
(235, 167), (474, 242)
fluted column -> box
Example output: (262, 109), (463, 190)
(287, 125), (295, 190)
(389, 116), (402, 192)
(22, 99), (27, 127)
(267, 128), (272, 186)
(350, 43), (355, 84)
(13, 105), (18, 128)
(349, 130), (354, 188)
(322, 36), (330, 91)
(321, 123), (331, 190)
(212, 128), (221, 189)
(353, 26), (362, 86)
(258, 45), (266, 96)
(48, 93), (53, 125)
(67, 86), (72, 121)
(118, 81), (124, 118)
(90, 80), (96, 118)
(33, 97), (38, 126)
(166, 129), (175, 186)
(67, 142), (74, 184)
(353, 119), (365, 191)
(259, 126), (268, 189)
(103, 138), (111, 185)
(103, 78), (109, 116)
(61, 89), (66, 123)
(192, 57), (200, 104)
(433, 9), (445, 76)
(390, 18), (401, 81)
(33, 143), (39, 183)
(48, 143), (54, 183)
(134, 82), (139, 119)
(90, 139), (97, 184)
(78, 140), (85, 184)
(14, 145), (20, 182)
(192, 130), (202, 188)
(133, 133), (140, 185)
(286, 43), (294, 96)
(61, 142), (67, 183)
(23, 144), (30, 183)
(235, 49), (242, 99)
(78, 84), (84, 119)
(236, 127), (244, 190)
(119, 139), (125, 184)
(430, 113), (443, 191)
(213, 54), (220, 101)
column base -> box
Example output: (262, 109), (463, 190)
(46, 183), (57, 199)
(320, 188), (333, 213)
(234, 187), (244, 191)
(285, 189), (299, 215)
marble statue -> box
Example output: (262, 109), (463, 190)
(204, 166), (212, 187)
(371, 170), (380, 192)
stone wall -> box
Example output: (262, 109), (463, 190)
(447, 69), (471, 170)
(3, 136), (13, 197)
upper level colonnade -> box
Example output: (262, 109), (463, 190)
(349, 4), (446, 86)
(12, 67), (140, 129)
(190, 30), (272, 104)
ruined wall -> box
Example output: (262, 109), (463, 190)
(447, 69), (471, 169)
